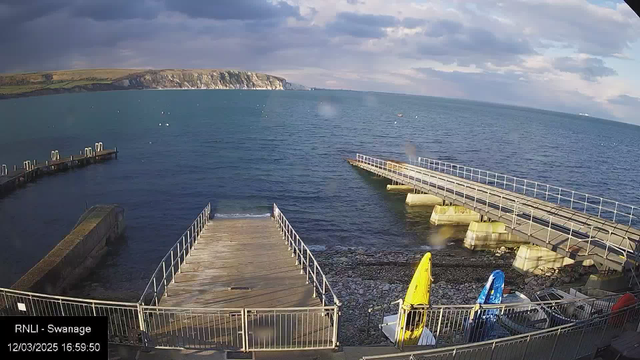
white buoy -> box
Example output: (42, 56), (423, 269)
(161, 111), (164, 115)
(165, 123), (169, 126)
(394, 121), (397, 124)
(159, 123), (162, 126)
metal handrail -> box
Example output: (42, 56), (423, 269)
(389, 291), (633, 349)
(362, 299), (640, 359)
(1, 287), (139, 307)
(272, 203), (341, 307)
(413, 156), (639, 227)
(355, 154), (637, 268)
(139, 203), (211, 305)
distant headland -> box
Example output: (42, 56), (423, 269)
(0, 68), (309, 99)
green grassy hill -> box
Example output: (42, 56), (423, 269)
(0, 68), (288, 98)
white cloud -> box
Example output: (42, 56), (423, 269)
(2, 0), (640, 124)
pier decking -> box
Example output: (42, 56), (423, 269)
(138, 204), (339, 351)
(160, 217), (319, 308)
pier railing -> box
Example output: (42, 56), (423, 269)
(272, 203), (340, 308)
(355, 154), (638, 270)
(139, 203), (211, 306)
(363, 298), (640, 360)
(0, 287), (142, 346)
(413, 156), (638, 227)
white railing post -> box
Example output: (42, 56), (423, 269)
(332, 305), (340, 348)
(153, 278), (158, 306)
(548, 327), (562, 360)
(322, 278), (326, 307)
(182, 235), (186, 264)
(598, 198), (603, 217)
(242, 308), (249, 351)
(571, 191), (575, 209)
(177, 241), (181, 273)
(171, 250), (175, 283)
(162, 262), (167, 297)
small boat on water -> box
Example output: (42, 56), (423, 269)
(381, 253), (436, 346)
(397, 113), (404, 117)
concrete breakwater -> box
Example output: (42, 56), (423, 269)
(12, 205), (125, 294)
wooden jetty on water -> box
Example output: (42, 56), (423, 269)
(0, 142), (117, 197)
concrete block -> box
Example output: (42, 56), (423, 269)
(513, 244), (574, 274)
(405, 193), (443, 206)
(464, 221), (529, 250)
(585, 272), (628, 292)
(387, 184), (414, 192)
(429, 205), (481, 225)
(12, 205), (125, 294)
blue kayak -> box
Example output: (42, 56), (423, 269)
(465, 270), (506, 342)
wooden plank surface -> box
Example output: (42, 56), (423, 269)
(160, 217), (320, 308)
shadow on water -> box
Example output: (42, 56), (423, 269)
(349, 164), (469, 251)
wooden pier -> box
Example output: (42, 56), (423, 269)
(160, 217), (319, 308)
(0, 143), (117, 197)
(138, 204), (340, 351)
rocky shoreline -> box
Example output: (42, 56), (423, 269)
(315, 246), (597, 346)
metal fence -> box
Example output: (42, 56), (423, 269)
(413, 156), (639, 227)
(377, 293), (627, 350)
(273, 203), (340, 308)
(139, 203), (211, 306)
(245, 306), (338, 351)
(0, 204), (341, 352)
(362, 299), (640, 360)
(141, 306), (245, 349)
(0, 287), (143, 346)
(354, 154), (638, 270)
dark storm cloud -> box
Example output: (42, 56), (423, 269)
(552, 56), (617, 81)
(70, 0), (161, 21)
(0, 0), (69, 24)
(326, 12), (397, 38)
(164, 0), (301, 20)
(409, 20), (533, 66)
(608, 94), (640, 106)
(0, 0), (161, 23)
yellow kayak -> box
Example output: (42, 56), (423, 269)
(397, 252), (432, 345)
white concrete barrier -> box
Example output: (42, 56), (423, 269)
(406, 193), (443, 206)
(464, 221), (529, 250)
(430, 205), (481, 225)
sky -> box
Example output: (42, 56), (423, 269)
(1, 0), (640, 125)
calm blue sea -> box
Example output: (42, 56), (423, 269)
(1, 90), (639, 296)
